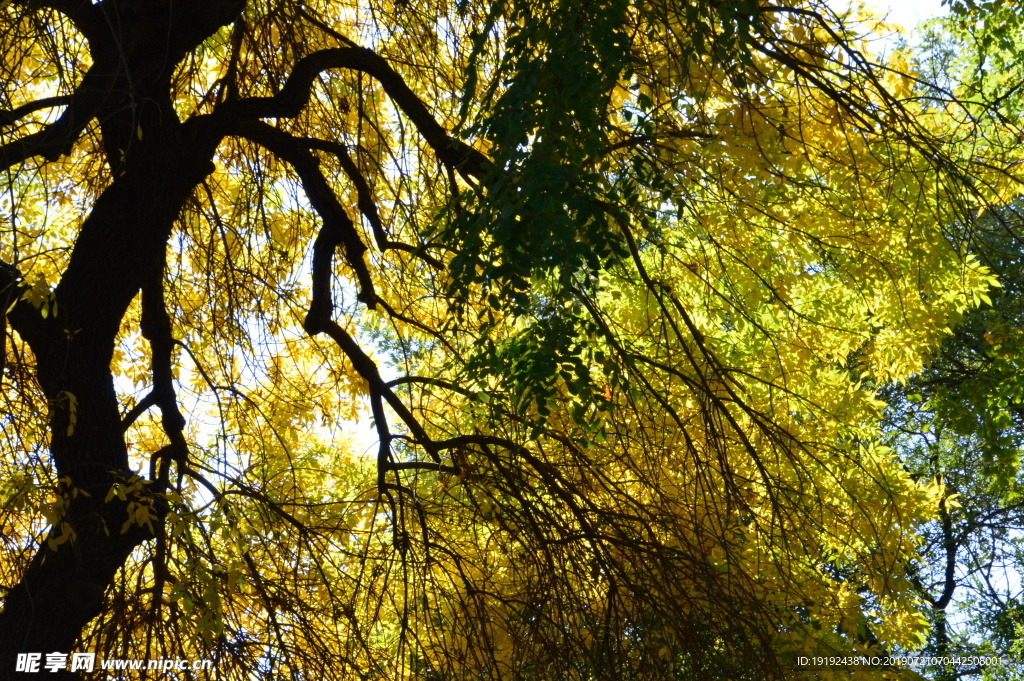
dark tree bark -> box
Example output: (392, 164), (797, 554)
(0, 0), (243, 674)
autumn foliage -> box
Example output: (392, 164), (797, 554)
(0, 0), (1019, 679)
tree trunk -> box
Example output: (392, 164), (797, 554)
(0, 0), (242, 674)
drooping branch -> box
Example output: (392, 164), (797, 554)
(215, 47), (488, 180)
(307, 308), (442, 465)
(140, 267), (188, 484)
(592, 200), (799, 518)
(236, 120), (377, 307)
(301, 210), (442, 465)
(303, 136), (443, 267)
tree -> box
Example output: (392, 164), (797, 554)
(877, 202), (1024, 681)
(0, 0), (1016, 678)
(876, 12), (1024, 678)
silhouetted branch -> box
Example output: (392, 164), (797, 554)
(215, 47), (488, 179)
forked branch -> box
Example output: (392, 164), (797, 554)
(215, 46), (488, 180)
(301, 214), (444, 469)
(236, 120), (378, 307)
(303, 136), (443, 268)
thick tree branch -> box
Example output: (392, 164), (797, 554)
(388, 460), (458, 474)
(386, 375), (479, 398)
(215, 47), (488, 180)
(0, 95), (73, 127)
(301, 213), (441, 464)
(370, 391), (392, 492)
(217, 18), (247, 103)
(11, 0), (104, 43)
(236, 120), (378, 307)
(303, 136), (443, 267)
(120, 390), (157, 432)
(0, 64), (115, 171)
(309, 316), (440, 463)
(933, 499), (959, 611)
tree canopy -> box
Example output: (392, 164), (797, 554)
(0, 0), (1020, 679)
